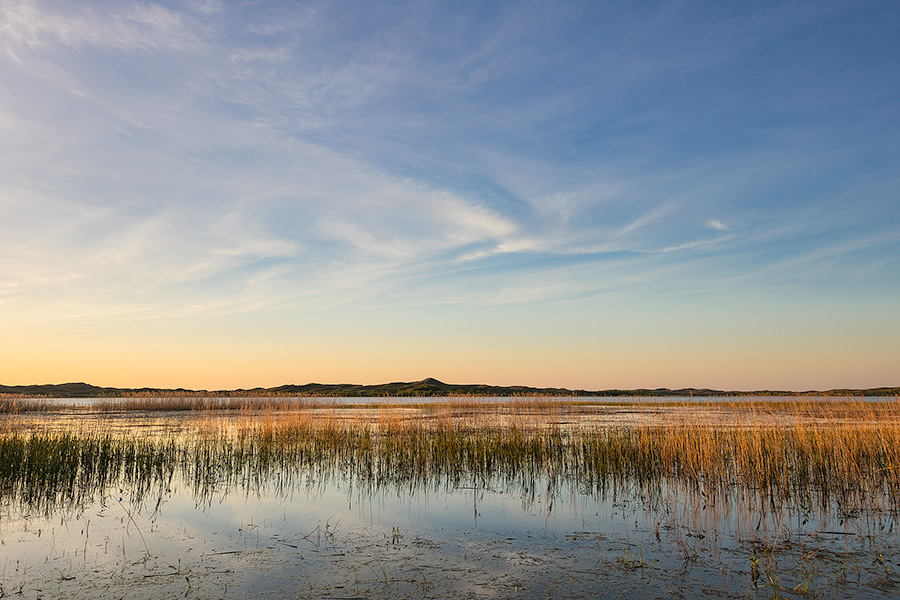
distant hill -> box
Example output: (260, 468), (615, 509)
(1, 379), (898, 398)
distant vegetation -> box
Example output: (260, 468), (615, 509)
(1, 377), (898, 398)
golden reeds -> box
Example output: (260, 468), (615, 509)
(2, 398), (899, 519)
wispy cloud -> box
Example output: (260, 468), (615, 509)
(0, 1), (198, 56)
(1, 0), (898, 333)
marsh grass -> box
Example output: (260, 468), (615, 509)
(2, 398), (900, 524)
(0, 396), (49, 414)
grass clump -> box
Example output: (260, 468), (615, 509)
(0, 397), (49, 414)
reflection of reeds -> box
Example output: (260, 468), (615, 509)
(2, 399), (899, 520)
(0, 432), (177, 511)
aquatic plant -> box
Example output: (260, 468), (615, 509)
(2, 399), (899, 522)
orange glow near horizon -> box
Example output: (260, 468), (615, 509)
(3, 308), (897, 392)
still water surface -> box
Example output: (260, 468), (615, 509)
(2, 399), (899, 599)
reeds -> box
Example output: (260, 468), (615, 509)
(2, 398), (899, 521)
(0, 396), (49, 414)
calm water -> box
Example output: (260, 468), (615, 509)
(35, 394), (895, 407)
(4, 463), (897, 599)
(2, 401), (899, 599)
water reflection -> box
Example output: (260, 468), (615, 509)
(2, 406), (900, 599)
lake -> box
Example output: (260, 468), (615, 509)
(2, 397), (899, 599)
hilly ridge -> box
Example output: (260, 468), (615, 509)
(1, 379), (898, 398)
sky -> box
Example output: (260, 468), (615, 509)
(1, 0), (898, 391)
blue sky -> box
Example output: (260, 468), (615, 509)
(1, 0), (898, 390)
